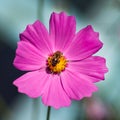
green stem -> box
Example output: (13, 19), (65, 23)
(46, 106), (51, 120)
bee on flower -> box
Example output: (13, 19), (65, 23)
(13, 12), (108, 109)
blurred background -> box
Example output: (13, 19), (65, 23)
(0, 0), (120, 120)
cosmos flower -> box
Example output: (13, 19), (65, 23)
(13, 12), (108, 109)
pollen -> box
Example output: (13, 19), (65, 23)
(47, 51), (68, 74)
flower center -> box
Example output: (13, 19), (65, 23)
(47, 51), (67, 74)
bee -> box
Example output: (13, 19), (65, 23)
(51, 51), (62, 66)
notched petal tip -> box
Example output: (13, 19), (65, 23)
(86, 25), (103, 49)
(94, 56), (109, 76)
(19, 21), (37, 39)
(66, 24), (104, 60)
(82, 25), (104, 51)
(41, 98), (71, 109)
(85, 25), (100, 38)
(51, 11), (76, 20)
(51, 11), (67, 16)
(13, 71), (48, 98)
(49, 11), (76, 52)
(98, 56), (109, 73)
(13, 59), (19, 70)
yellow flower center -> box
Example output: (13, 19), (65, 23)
(47, 51), (67, 74)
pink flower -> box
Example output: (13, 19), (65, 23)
(13, 12), (108, 109)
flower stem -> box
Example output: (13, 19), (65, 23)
(46, 106), (51, 120)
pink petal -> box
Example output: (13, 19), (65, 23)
(13, 70), (49, 98)
(13, 41), (46, 71)
(65, 25), (103, 60)
(67, 56), (108, 82)
(20, 20), (53, 55)
(49, 12), (76, 52)
(60, 70), (98, 100)
(41, 75), (71, 109)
